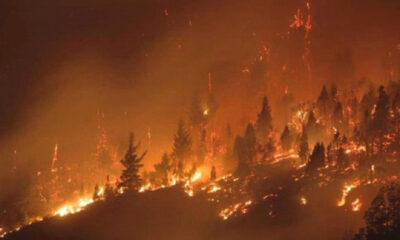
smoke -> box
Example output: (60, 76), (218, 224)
(0, 0), (399, 183)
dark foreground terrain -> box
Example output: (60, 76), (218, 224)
(3, 180), (380, 240)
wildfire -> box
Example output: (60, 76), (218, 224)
(50, 144), (58, 173)
(208, 184), (221, 193)
(300, 197), (307, 205)
(337, 180), (360, 207)
(54, 198), (94, 217)
(219, 200), (253, 220)
(351, 198), (362, 212)
(191, 171), (202, 182)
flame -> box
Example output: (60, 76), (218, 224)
(191, 171), (202, 182)
(208, 184), (221, 193)
(53, 198), (94, 217)
(139, 183), (152, 193)
(219, 200), (253, 220)
(337, 180), (360, 207)
(300, 197), (307, 205)
(97, 186), (104, 196)
(50, 144), (58, 172)
(351, 198), (362, 212)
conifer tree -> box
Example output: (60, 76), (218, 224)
(207, 93), (219, 119)
(154, 153), (171, 185)
(330, 83), (338, 100)
(104, 175), (115, 200)
(360, 85), (376, 117)
(189, 94), (205, 127)
(93, 184), (100, 200)
(333, 102), (344, 130)
(243, 124), (257, 164)
(306, 142), (325, 174)
(280, 125), (292, 151)
(234, 136), (251, 177)
(350, 94), (359, 122)
(263, 137), (276, 161)
(255, 96), (273, 142)
(317, 85), (330, 115)
(354, 183), (400, 240)
(372, 86), (391, 149)
(172, 120), (192, 177)
(117, 133), (146, 193)
(306, 110), (317, 130)
(336, 146), (347, 169)
(299, 129), (309, 162)
(196, 129), (207, 166)
(210, 165), (216, 181)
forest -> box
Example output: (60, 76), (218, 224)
(1, 0), (400, 239)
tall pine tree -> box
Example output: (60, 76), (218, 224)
(298, 129), (309, 163)
(172, 120), (192, 178)
(117, 133), (146, 193)
(280, 125), (292, 151)
(255, 96), (273, 142)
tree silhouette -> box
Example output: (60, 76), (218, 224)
(333, 101), (344, 130)
(371, 86), (391, 152)
(196, 129), (207, 166)
(298, 129), (309, 163)
(243, 124), (258, 164)
(255, 96), (273, 143)
(93, 184), (100, 200)
(306, 142), (325, 174)
(234, 136), (251, 177)
(172, 120), (192, 178)
(206, 92), (219, 120)
(354, 183), (400, 240)
(104, 175), (115, 200)
(210, 165), (216, 181)
(317, 85), (330, 116)
(117, 133), (146, 193)
(336, 146), (347, 169)
(189, 94), (205, 127)
(360, 85), (376, 118)
(154, 153), (171, 185)
(280, 125), (292, 151)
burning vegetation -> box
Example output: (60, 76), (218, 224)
(1, 0), (400, 240)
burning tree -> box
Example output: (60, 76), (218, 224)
(117, 133), (147, 193)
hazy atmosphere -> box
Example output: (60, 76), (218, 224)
(1, 1), (400, 239)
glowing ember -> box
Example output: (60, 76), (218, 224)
(219, 200), (253, 220)
(300, 197), (307, 205)
(351, 198), (362, 212)
(208, 184), (221, 193)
